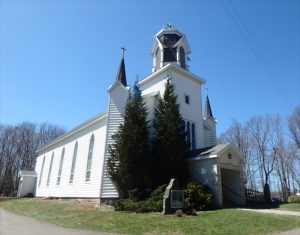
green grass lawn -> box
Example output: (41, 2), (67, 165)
(277, 203), (300, 212)
(1, 198), (300, 235)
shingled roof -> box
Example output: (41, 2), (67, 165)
(188, 143), (231, 158)
(204, 95), (214, 119)
(19, 170), (37, 177)
(116, 57), (127, 87)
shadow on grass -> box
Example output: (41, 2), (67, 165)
(246, 201), (280, 209)
(0, 197), (21, 202)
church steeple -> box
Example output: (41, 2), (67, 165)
(151, 24), (191, 72)
(115, 49), (127, 87)
(204, 95), (214, 119)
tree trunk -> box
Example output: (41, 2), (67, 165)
(264, 183), (271, 202)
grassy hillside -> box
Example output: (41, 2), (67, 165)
(0, 198), (300, 235)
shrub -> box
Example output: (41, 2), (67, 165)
(113, 199), (139, 211)
(8, 191), (17, 197)
(184, 181), (213, 212)
(113, 184), (167, 213)
(288, 195), (300, 203)
(127, 188), (140, 201)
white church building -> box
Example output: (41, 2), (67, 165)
(19, 25), (245, 207)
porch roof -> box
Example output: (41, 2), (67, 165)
(19, 170), (37, 177)
(188, 143), (230, 159)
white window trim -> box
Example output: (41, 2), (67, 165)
(69, 142), (78, 184)
(85, 135), (95, 182)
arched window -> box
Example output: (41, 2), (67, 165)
(38, 156), (45, 187)
(191, 123), (196, 150)
(69, 142), (78, 183)
(155, 47), (161, 70)
(47, 152), (54, 186)
(187, 121), (191, 148)
(57, 148), (65, 185)
(85, 135), (95, 181)
(180, 47), (186, 69)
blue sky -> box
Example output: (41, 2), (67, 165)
(1, 0), (299, 135)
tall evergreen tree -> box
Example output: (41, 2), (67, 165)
(152, 78), (188, 186)
(107, 81), (150, 199)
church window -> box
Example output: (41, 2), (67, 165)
(191, 123), (196, 150)
(38, 156), (45, 187)
(181, 120), (185, 132)
(69, 142), (78, 183)
(57, 148), (65, 185)
(187, 121), (191, 148)
(180, 47), (186, 69)
(85, 135), (95, 181)
(185, 95), (190, 104)
(46, 152), (54, 186)
(184, 120), (196, 150)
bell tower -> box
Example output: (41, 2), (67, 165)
(151, 23), (191, 72)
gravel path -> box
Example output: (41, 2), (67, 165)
(238, 208), (300, 235)
(238, 208), (300, 217)
(270, 228), (300, 235)
(0, 208), (115, 235)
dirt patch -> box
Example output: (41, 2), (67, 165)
(76, 201), (99, 210)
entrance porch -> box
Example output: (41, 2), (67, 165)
(188, 143), (246, 207)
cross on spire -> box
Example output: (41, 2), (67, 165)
(121, 46), (126, 57)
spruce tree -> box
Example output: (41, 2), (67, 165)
(107, 81), (150, 199)
(152, 78), (188, 186)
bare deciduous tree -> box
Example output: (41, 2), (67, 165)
(288, 105), (300, 149)
(0, 122), (65, 196)
(219, 119), (257, 190)
(247, 115), (283, 202)
(219, 106), (300, 202)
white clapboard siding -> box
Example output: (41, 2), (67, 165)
(100, 82), (129, 198)
(35, 114), (107, 198)
(140, 64), (206, 149)
(171, 70), (206, 149)
(204, 119), (217, 148)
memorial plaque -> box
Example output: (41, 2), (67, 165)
(171, 190), (184, 208)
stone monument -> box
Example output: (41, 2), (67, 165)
(162, 178), (184, 214)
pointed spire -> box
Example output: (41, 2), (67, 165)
(116, 49), (127, 87)
(204, 94), (214, 119)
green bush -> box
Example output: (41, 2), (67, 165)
(113, 183), (215, 213)
(288, 195), (300, 203)
(184, 181), (214, 212)
(113, 184), (167, 213)
(113, 199), (137, 211)
(127, 188), (140, 201)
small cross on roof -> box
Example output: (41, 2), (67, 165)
(121, 46), (126, 57)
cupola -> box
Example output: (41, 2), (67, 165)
(151, 24), (191, 72)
